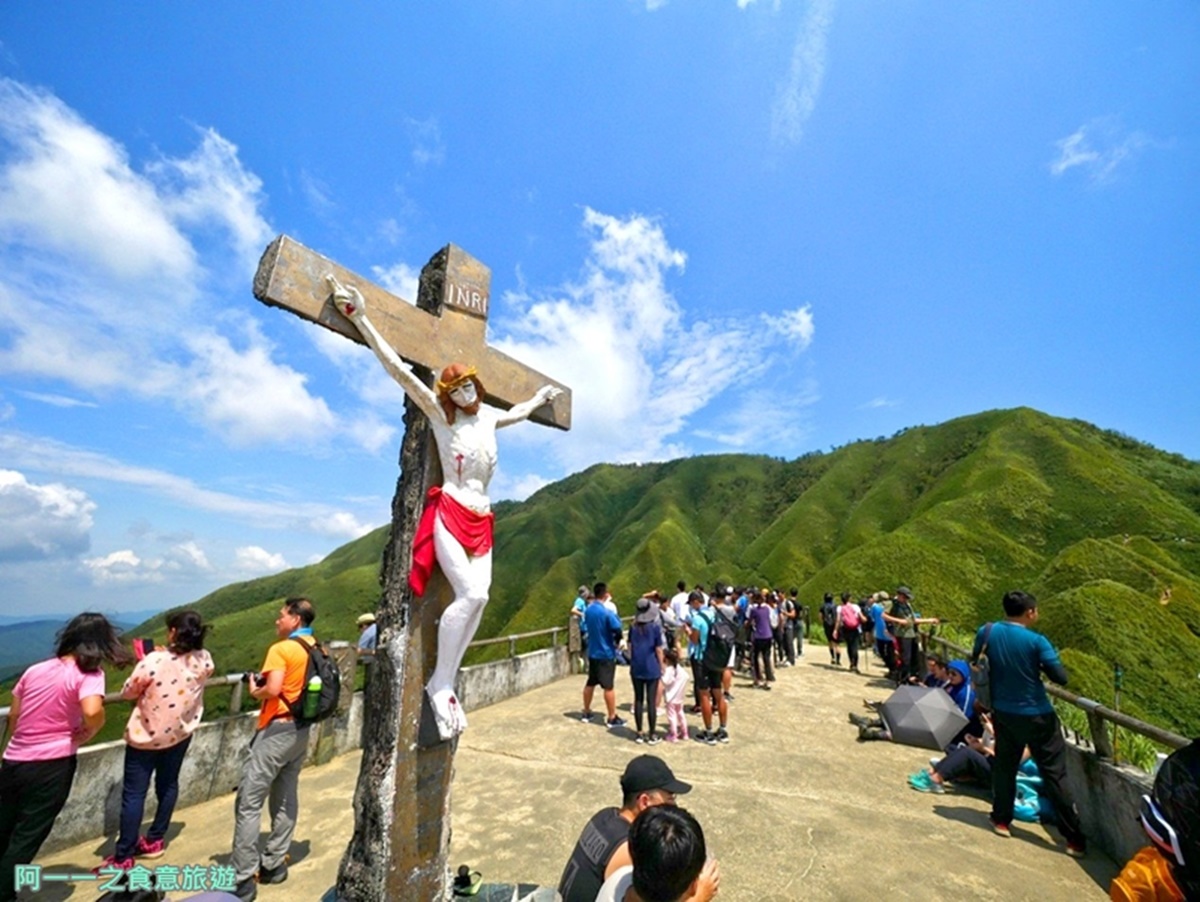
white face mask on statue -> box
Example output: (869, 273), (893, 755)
(449, 381), (478, 408)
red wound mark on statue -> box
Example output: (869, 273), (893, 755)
(345, 303), (356, 315)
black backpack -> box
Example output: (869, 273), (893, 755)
(860, 601), (876, 632)
(820, 601), (838, 628)
(702, 608), (737, 671)
(284, 637), (342, 725)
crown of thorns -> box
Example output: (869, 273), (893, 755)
(435, 366), (478, 395)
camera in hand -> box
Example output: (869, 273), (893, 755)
(241, 671), (267, 688)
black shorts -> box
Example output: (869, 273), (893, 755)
(823, 623), (838, 643)
(692, 662), (724, 693)
(586, 658), (616, 690)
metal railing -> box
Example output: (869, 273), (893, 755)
(927, 635), (1190, 758)
(1, 623), (576, 722)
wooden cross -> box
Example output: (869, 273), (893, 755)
(253, 235), (571, 901)
(254, 235), (570, 429)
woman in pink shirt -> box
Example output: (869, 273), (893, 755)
(101, 611), (214, 871)
(0, 612), (132, 902)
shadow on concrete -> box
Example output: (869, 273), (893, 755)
(929, 804), (1116, 893)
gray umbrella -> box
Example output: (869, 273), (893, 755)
(879, 685), (969, 750)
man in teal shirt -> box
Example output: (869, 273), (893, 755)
(973, 590), (1085, 855)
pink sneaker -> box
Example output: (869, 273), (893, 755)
(94, 855), (135, 875)
(665, 733), (677, 742)
(136, 836), (166, 859)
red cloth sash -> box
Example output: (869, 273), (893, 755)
(410, 486), (495, 596)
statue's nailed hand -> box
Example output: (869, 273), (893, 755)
(536, 385), (564, 406)
(327, 273), (366, 321)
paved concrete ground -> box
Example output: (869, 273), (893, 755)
(31, 650), (1119, 901)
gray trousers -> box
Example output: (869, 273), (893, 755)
(231, 721), (310, 881)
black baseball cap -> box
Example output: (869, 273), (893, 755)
(620, 755), (692, 796)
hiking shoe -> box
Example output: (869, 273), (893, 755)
(94, 855), (136, 875)
(579, 711), (594, 723)
(990, 820), (1012, 838)
(1066, 842), (1086, 858)
(233, 876), (258, 902)
(694, 730), (711, 744)
(703, 730), (718, 746)
(258, 858), (289, 884)
(908, 771), (944, 794)
(647, 733), (661, 745)
(606, 716), (626, 729)
(715, 727), (730, 743)
(135, 836), (165, 859)
(634, 733), (645, 744)
(848, 713), (872, 728)
(724, 692), (734, 701)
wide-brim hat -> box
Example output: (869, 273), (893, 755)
(356, 613), (376, 625)
(895, 586), (913, 599)
(635, 597), (657, 624)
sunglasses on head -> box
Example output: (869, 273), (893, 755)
(1140, 794), (1186, 868)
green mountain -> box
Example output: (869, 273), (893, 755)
(77, 407), (1200, 738)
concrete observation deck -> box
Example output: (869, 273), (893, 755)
(30, 653), (1118, 901)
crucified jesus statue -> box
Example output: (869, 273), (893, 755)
(328, 274), (562, 741)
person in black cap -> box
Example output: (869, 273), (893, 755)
(557, 755), (692, 902)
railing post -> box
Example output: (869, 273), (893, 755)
(551, 627), (560, 648)
(1078, 698), (1115, 759)
(229, 678), (244, 715)
(508, 635), (517, 659)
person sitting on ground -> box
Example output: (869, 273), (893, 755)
(595, 805), (721, 902)
(1110, 738), (1200, 902)
(558, 755), (693, 902)
(918, 655), (950, 688)
(909, 712), (999, 794)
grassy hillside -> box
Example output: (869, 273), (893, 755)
(5, 407), (1198, 739)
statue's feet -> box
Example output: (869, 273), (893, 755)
(428, 687), (468, 741)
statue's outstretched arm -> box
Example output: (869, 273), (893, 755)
(495, 384), (563, 428)
(327, 274), (442, 422)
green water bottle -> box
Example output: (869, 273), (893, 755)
(302, 674), (322, 720)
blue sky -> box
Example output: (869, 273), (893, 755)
(0, 2), (1196, 618)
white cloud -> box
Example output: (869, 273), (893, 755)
(14, 390), (98, 408)
(233, 545), (288, 575)
(146, 127), (273, 271)
(0, 468), (94, 561)
(406, 117), (445, 167)
(0, 79), (197, 283)
(771, 0), (835, 147)
(182, 325), (337, 446)
(0, 79), (338, 450)
(490, 207), (817, 478)
(82, 540), (213, 586)
(370, 262), (420, 303)
(1049, 118), (1151, 184)
(859, 396), (899, 410)
(0, 432), (381, 538)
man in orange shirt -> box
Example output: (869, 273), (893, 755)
(230, 597), (318, 902)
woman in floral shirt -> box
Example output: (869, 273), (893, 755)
(101, 610), (213, 870)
